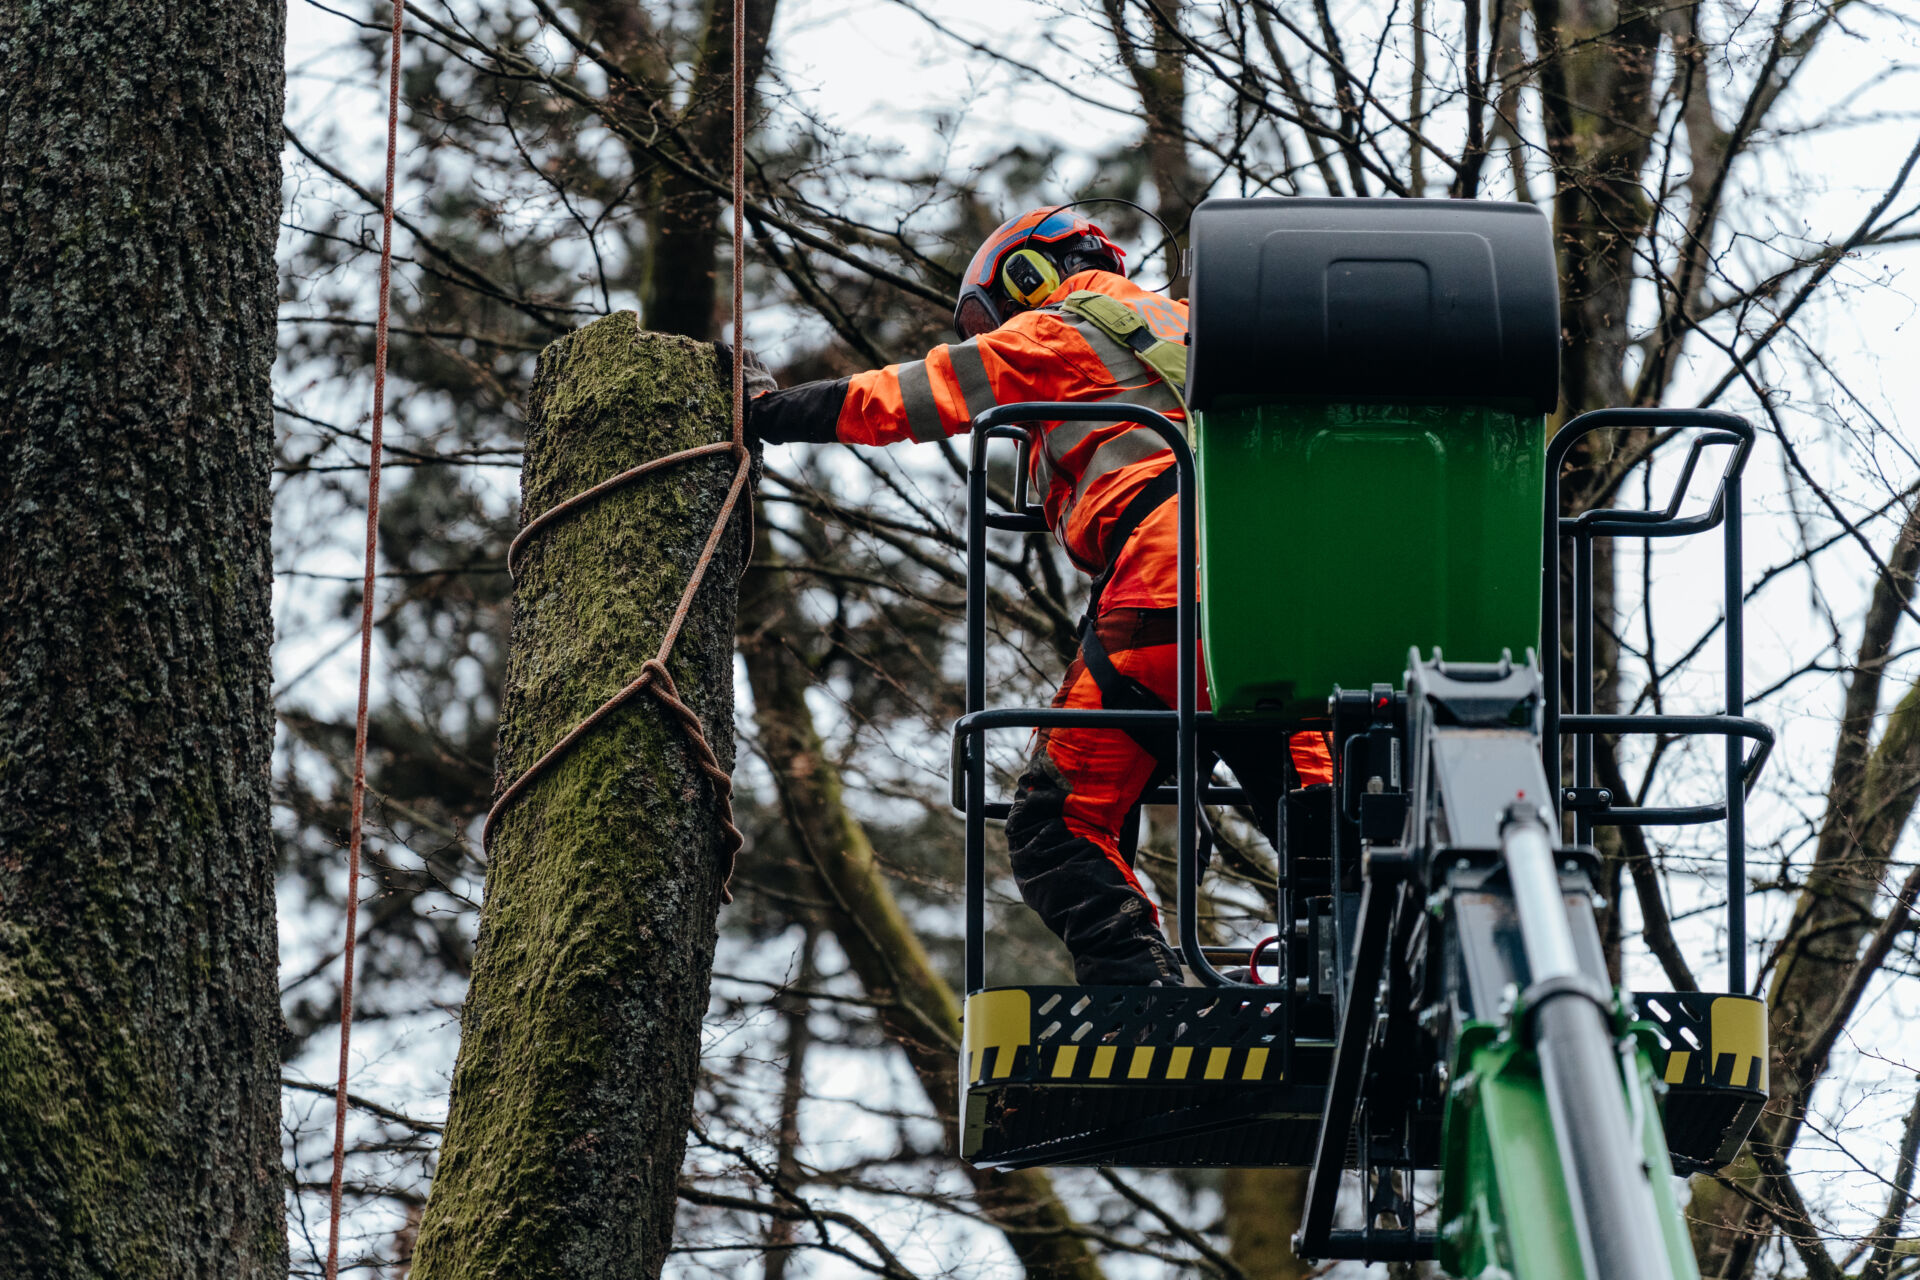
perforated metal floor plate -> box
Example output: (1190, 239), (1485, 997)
(1636, 990), (1768, 1170)
(965, 986), (1291, 1087)
(961, 986), (1329, 1168)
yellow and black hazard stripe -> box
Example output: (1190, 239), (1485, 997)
(1655, 994), (1768, 1092)
(962, 990), (1284, 1088)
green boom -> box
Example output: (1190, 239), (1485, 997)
(1437, 1022), (1701, 1279)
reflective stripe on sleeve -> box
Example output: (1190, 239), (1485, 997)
(1040, 383), (1184, 471)
(896, 360), (946, 443)
(947, 341), (998, 420)
(1097, 377), (1183, 416)
(1031, 439), (1055, 493)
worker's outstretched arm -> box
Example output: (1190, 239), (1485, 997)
(749, 323), (1100, 448)
(752, 377), (851, 445)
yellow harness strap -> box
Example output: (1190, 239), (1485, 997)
(1059, 290), (1190, 415)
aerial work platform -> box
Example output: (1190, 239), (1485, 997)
(960, 984), (1765, 1176)
(961, 985), (1332, 1169)
(951, 196), (1775, 1276)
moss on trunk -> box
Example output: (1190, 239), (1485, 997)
(0, 1), (288, 1273)
(1222, 1168), (1311, 1279)
(412, 316), (748, 1280)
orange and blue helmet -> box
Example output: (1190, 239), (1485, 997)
(954, 207), (1128, 339)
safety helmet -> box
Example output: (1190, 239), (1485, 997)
(953, 207), (1128, 339)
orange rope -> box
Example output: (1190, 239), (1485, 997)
(326, 2), (403, 1276)
(481, 436), (752, 890)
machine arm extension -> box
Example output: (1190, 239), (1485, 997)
(1298, 654), (1708, 1280)
(1494, 807), (1696, 1280)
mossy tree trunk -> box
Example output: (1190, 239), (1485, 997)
(738, 554), (1107, 1280)
(413, 317), (750, 1279)
(0, 1), (288, 1273)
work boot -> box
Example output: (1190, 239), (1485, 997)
(1069, 908), (1184, 986)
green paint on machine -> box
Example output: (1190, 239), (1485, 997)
(1437, 1022), (1702, 1280)
(1195, 402), (1545, 722)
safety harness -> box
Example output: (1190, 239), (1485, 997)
(1055, 290), (1190, 776)
(1058, 291), (1191, 416)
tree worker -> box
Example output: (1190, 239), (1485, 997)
(743, 206), (1332, 985)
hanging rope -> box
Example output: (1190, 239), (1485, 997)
(324, 0), (749, 1267)
(478, 0), (753, 896)
(325, 2), (403, 1277)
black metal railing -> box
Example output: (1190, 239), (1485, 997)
(956, 402), (1246, 992)
(1542, 408), (1773, 992)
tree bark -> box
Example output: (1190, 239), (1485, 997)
(0, 1), (287, 1274)
(567, 0), (779, 341)
(1533, 0), (1666, 989)
(761, 926), (816, 1280)
(412, 316), (749, 1280)
(1221, 1166), (1311, 1278)
(738, 554), (1107, 1280)
(641, 0), (777, 340)
(1102, 0), (1199, 293)
(1534, 0), (1663, 416)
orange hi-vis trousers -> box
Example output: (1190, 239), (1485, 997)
(1005, 553), (1333, 986)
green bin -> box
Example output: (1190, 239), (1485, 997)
(1186, 198), (1561, 723)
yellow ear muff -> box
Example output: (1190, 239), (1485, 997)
(1001, 248), (1062, 307)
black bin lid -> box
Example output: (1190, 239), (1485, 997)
(1186, 197), (1560, 415)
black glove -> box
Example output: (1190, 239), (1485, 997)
(712, 341), (846, 445)
(749, 377), (850, 446)
(713, 341), (778, 400)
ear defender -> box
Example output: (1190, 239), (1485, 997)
(1001, 248), (1062, 307)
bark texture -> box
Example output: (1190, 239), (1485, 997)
(1534, 0), (1662, 416)
(412, 317), (749, 1279)
(738, 556), (1107, 1280)
(1222, 1168), (1310, 1280)
(568, 0), (779, 341)
(1534, 0), (1666, 994)
(639, 0), (776, 339)
(1102, 0), (1200, 292)
(0, 1), (288, 1274)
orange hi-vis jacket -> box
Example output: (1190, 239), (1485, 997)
(836, 271), (1187, 612)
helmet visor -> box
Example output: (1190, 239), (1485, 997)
(954, 292), (1002, 340)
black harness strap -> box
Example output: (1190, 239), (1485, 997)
(1074, 464), (1182, 771)
(1079, 616), (1178, 772)
(1082, 464), (1178, 625)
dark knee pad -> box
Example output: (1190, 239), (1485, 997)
(1006, 757), (1069, 858)
(1007, 758), (1180, 986)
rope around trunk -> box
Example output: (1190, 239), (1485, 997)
(327, 0), (750, 1264)
(478, 0), (753, 896)
(481, 436), (752, 895)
